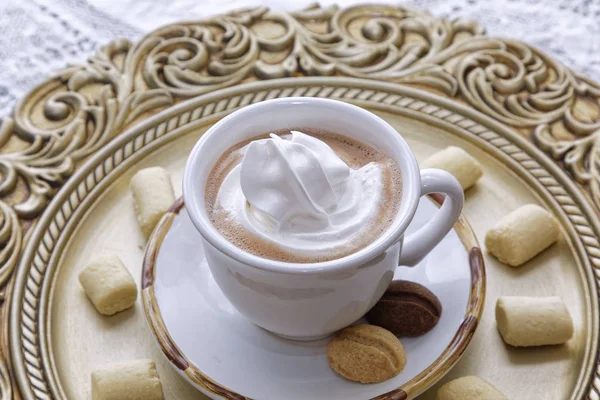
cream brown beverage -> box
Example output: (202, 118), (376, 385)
(185, 97), (464, 339)
(205, 128), (403, 263)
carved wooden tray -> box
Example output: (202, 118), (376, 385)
(2, 4), (600, 400)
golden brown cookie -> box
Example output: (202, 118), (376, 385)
(327, 324), (406, 384)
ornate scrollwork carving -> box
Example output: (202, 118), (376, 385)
(141, 7), (270, 96)
(534, 81), (600, 206)
(3, 38), (173, 220)
(0, 198), (21, 288)
(454, 40), (573, 126)
(139, 5), (490, 97)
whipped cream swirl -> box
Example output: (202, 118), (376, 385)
(216, 131), (384, 256)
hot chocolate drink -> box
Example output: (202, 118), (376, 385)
(205, 128), (402, 263)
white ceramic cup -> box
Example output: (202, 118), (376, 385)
(183, 97), (463, 340)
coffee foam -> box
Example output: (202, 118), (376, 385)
(205, 128), (403, 263)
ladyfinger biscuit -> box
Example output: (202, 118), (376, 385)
(437, 376), (507, 400)
(327, 324), (406, 384)
(92, 359), (164, 400)
(421, 146), (483, 190)
(79, 254), (137, 316)
(496, 296), (573, 347)
(485, 204), (559, 267)
(130, 167), (175, 238)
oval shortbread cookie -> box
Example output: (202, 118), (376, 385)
(485, 204), (560, 267)
(92, 359), (164, 400)
(437, 376), (507, 400)
(327, 324), (406, 384)
(421, 146), (483, 190)
(79, 253), (137, 316)
(130, 167), (175, 238)
(496, 296), (573, 347)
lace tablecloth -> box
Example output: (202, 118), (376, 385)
(1, 0), (598, 117)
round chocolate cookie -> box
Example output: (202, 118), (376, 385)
(366, 280), (442, 337)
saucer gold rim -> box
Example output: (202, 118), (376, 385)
(141, 195), (485, 400)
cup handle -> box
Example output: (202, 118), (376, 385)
(398, 169), (464, 267)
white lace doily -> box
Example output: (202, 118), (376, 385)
(1, 0), (599, 117)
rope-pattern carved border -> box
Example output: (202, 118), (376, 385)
(13, 81), (600, 399)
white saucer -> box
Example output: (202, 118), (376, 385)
(142, 196), (485, 400)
